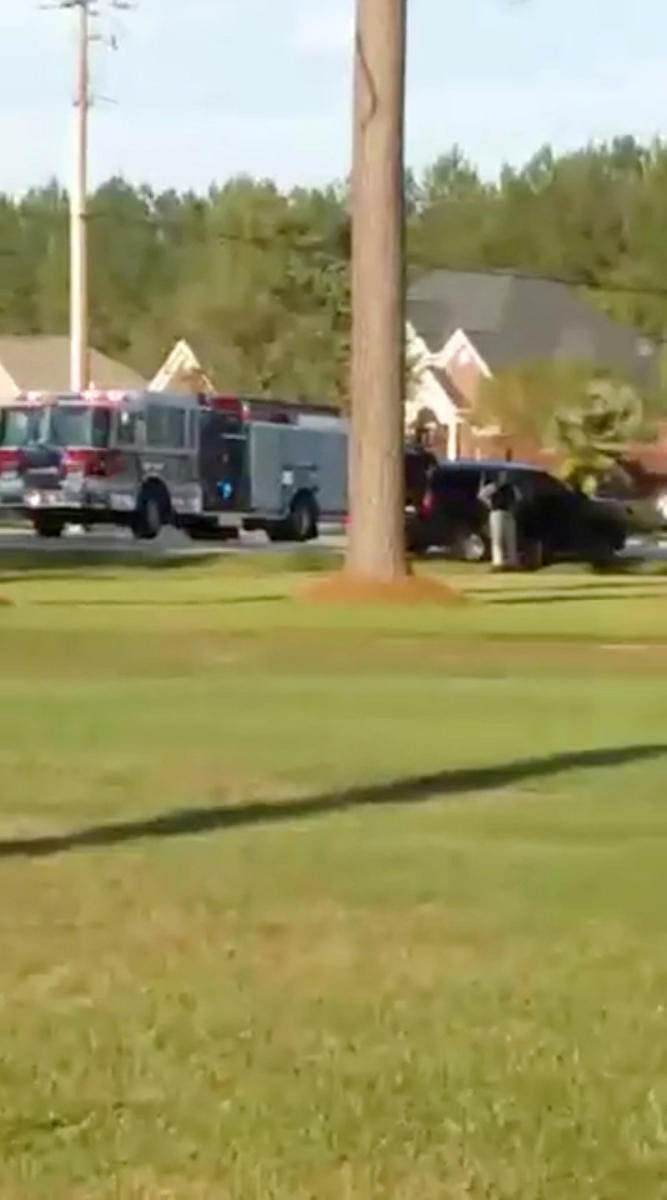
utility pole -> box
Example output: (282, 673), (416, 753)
(54, 0), (129, 391)
(346, 0), (407, 582)
(70, 0), (90, 392)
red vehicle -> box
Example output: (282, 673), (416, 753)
(0, 390), (348, 541)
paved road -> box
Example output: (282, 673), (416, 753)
(621, 537), (667, 563)
(0, 524), (346, 558)
(0, 525), (664, 562)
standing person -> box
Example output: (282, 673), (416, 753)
(479, 470), (520, 570)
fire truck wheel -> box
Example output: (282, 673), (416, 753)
(33, 515), (65, 539)
(133, 484), (170, 540)
(289, 494), (318, 542)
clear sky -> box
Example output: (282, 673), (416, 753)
(1, 0), (666, 196)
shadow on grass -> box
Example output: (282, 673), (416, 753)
(0, 548), (341, 582)
(0, 552), (223, 580)
(471, 578), (662, 596)
(1, 743), (665, 860)
(37, 594), (288, 608)
(485, 590), (666, 606)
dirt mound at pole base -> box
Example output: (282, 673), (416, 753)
(301, 572), (466, 606)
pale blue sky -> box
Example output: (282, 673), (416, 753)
(1, 0), (666, 195)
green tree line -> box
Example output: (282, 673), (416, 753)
(2, 135), (667, 400)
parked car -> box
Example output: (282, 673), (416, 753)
(405, 460), (627, 566)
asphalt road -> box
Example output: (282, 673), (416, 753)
(0, 525), (663, 562)
(0, 524), (346, 557)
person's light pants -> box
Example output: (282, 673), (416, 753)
(489, 510), (518, 568)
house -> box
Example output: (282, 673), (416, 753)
(404, 325), (475, 458)
(0, 336), (146, 396)
(150, 339), (215, 394)
(405, 269), (659, 459)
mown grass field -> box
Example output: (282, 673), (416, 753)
(1, 552), (667, 1198)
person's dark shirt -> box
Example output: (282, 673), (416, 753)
(481, 479), (519, 512)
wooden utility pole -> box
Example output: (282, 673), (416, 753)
(70, 0), (90, 392)
(346, 0), (407, 581)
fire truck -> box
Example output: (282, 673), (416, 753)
(0, 390), (348, 541)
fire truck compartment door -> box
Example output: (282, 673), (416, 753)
(248, 424), (309, 513)
(249, 423), (347, 516)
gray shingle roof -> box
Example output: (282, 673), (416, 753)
(407, 270), (658, 389)
(0, 336), (146, 394)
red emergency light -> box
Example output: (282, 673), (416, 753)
(207, 395), (250, 421)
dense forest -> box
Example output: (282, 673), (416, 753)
(2, 135), (667, 400)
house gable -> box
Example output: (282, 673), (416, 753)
(405, 365), (460, 430)
(434, 329), (492, 410)
(438, 328), (491, 375)
(405, 321), (465, 426)
(150, 339), (214, 394)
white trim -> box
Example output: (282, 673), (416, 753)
(436, 328), (492, 378)
(150, 338), (214, 393)
(405, 321), (435, 377)
(404, 366), (461, 430)
(0, 363), (19, 399)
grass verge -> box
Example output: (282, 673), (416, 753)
(0, 557), (666, 1197)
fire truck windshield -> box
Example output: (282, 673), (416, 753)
(0, 406), (46, 448)
(47, 405), (111, 449)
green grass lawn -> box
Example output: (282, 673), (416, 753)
(1, 554), (667, 1197)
